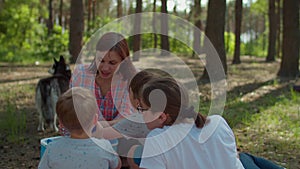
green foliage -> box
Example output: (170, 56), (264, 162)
(85, 16), (114, 38)
(243, 32), (268, 57)
(0, 0), (275, 63)
(250, 0), (268, 15)
(128, 33), (193, 56)
(170, 37), (193, 55)
(224, 31), (235, 57)
(34, 25), (69, 61)
(127, 33), (160, 52)
(290, 87), (299, 102)
(0, 0), (69, 63)
(0, 0), (39, 62)
(141, 33), (159, 49)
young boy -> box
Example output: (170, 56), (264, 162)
(38, 87), (121, 169)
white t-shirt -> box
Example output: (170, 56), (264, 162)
(38, 137), (119, 169)
(139, 115), (245, 169)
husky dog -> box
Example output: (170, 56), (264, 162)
(36, 56), (71, 132)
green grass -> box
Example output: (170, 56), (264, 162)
(0, 84), (34, 143)
(230, 87), (300, 168)
(1, 101), (27, 143)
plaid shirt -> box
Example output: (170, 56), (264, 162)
(59, 64), (135, 135)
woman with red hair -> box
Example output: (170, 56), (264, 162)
(60, 32), (137, 135)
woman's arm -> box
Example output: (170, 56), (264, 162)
(105, 118), (123, 126)
(92, 121), (123, 139)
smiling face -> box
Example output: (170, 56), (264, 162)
(96, 51), (122, 80)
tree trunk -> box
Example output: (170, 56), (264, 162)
(92, 0), (96, 24)
(152, 0), (158, 50)
(117, 0), (123, 18)
(69, 0), (84, 64)
(132, 0), (142, 61)
(232, 0), (242, 64)
(262, 16), (267, 53)
(160, 0), (170, 56)
(127, 1), (133, 15)
(87, 0), (92, 31)
(171, 4), (177, 50)
(202, 0), (227, 80)
(248, 0), (253, 57)
(277, 0), (299, 78)
(276, 0), (281, 59)
(193, 0), (203, 57)
(266, 0), (277, 62)
(47, 0), (54, 35)
(173, 4), (178, 16)
(225, 6), (231, 54)
(59, 0), (63, 27)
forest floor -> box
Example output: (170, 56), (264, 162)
(0, 56), (299, 169)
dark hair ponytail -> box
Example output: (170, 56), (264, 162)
(181, 106), (206, 128)
(195, 113), (207, 128)
(142, 77), (207, 128)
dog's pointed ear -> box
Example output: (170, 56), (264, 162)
(59, 55), (65, 62)
(54, 57), (58, 63)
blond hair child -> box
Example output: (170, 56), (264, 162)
(38, 87), (121, 169)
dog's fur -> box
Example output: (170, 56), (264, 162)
(36, 56), (71, 132)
